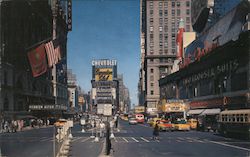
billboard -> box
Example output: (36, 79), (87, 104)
(95, 68), (113, 81)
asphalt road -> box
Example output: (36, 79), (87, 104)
(111, 120), (250, 157)
(1, 120), (250, 157)
(0, 126), (54, 157)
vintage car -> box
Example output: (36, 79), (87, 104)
(158, 120), (174, 131)
(173, 120), (190, 131)
(129, 118), (138, 125)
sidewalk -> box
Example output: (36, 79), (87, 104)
(0, 125), (53, 134)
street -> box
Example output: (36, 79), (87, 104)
(0, 126), (54, 157)
(71, 119), (250, 157)
(0, 119), (250, 157)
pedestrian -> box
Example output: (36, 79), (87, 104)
(100, 121), (105, 138)
(153, 121), (160, 140)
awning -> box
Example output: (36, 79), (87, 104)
(200, 108), (221, 115)
(187, 109), (205, 115)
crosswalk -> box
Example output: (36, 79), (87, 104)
(69, 136), (209, 144)
(0, 137), (54, 142)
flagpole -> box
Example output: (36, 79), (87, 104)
(25, 37), (52, 52)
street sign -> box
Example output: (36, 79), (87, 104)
(103, 104), (112, 116)
(68, 120), (73, 128)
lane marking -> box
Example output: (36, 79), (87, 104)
(71, 137), (82, 142)
(131, 137), (139, 142)
(122, 137), (128, 142)
(40, 137), (51, 142)
(141, 137), (150, 142)
(209, 140), (250, 152)
(81, 137), (91, 143)
(155, 140), (160, 142)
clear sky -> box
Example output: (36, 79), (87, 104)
(67, 0), (140, 106)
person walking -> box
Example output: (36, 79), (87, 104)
(153, 121), (160, 140)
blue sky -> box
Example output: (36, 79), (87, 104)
(67, 0), (140, 106)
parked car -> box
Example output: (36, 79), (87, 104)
(158, 120), (174, 131)
(129, 118), (138, 125)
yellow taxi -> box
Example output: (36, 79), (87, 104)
(187, 118), (198, 130)
(173, 119), (190, 131)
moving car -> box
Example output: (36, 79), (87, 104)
(158, 120), (174, 131)
(129, 118), (138, 125)
(173, 119), (190, 131)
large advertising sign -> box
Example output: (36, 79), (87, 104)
(95, 68), (113, 81)
(183, 1), (250, 68)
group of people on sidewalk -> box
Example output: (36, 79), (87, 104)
(0, 118), (50, 133)
(0, 119), (24, 133)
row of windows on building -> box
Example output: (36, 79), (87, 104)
(150, 17), (191, 25)
(150, 1), (190, 9)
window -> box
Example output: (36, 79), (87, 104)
(151, 90), (154, 95)
(150, 26), (154, 32)
(159, 49), (163, 54)
(151, 83), (154, 87)
(159, 18), (163, 25)
(150, 68), (154, 73)
(171, 9), (175, 16)
(177, 2), (180, 7)
(159, 26), (163, 32)
(159, 42), (163, 47)
(164, 42), (168, 48)
(150, 59), (154, 62)
(150, 33), (154, 39)
(159, 10), (163, 16)
(186, 9), (190, 15)
(171, 1), (175, 7)
(164, 10), (168, 16)
(150, 42), (154, 47)
(164, 25), (168, 32)
(164, 2), (168, 7)
(150, 18), (154, 24)
(186, 17), (190, 23)
(159, 2), (162, 8)
(172, 49), (175, 54)
(177, 9), (180, 16)
(186, 1), (190, 7)
(164, 18), (168, 24)
(150, 10), (153, 15)
(159, 34), (163, 40)
(150, 1), (153, 8)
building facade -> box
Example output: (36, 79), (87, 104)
(0, 0), (70, 120)
(159, 1), (250, 114)
(139, 0), (192, 114)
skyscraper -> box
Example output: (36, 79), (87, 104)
(139, 0), (192, 114)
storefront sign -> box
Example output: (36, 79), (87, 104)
(183, 59), (239, 85)
(67, 0), (72, 31)
(190, 98), (223, 109)
(29, 104), (67, 110)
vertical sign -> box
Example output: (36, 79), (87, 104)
(67, 0), (72, 31)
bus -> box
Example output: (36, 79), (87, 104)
(135, 113), (144, 123)
(218, 109), (250, 139)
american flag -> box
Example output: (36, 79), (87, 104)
(45, 40), (61, 67)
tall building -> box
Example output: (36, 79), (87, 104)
(67, 69), (79, 112)
(118, 74), (131, 113)
(0, 0), (70, 120)
(140, 0), (192, 115)
(91, 59), (118, 115)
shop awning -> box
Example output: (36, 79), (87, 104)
(187, 109), (205, 115)
(200, 108), (221, 115)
